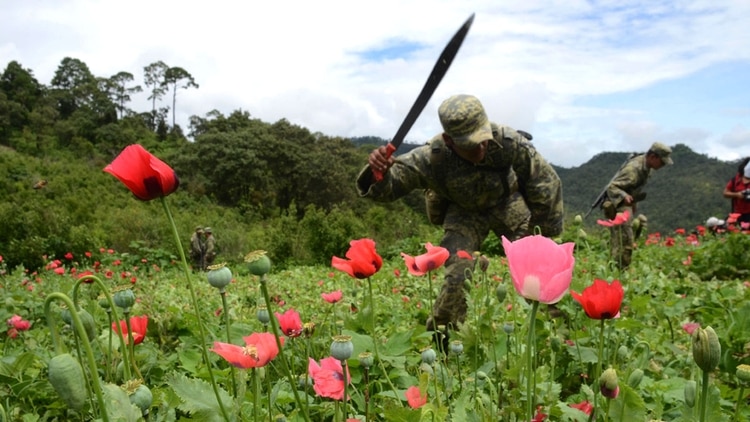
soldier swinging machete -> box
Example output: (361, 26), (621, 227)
(372, 13), (475, 182)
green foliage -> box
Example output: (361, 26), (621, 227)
(167, 373), (231, 421)
(687, 233), (750, 280)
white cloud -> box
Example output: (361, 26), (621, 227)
(1, 0), (749, 167)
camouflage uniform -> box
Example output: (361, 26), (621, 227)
(190, 227), (205, 270)
(603, 142), (672, 268)
(356, 94), (563, 330)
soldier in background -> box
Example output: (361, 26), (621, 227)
(357, 94), (563, 334)
(601, 142), (673, 268)
(189, 226), (204, 270)
(203, 227), (217, 269)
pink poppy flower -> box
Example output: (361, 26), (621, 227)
(405, 385), (427, 408)
(321, 290), (343, 304)
(331, 238), (383, 279)
(211, 332), (283, 368)
(401, 242), (450, 276)
(502, 235), (575, 304)
(682, 322), (701, 335)
(308, 356), (350, 400)
(597, 209), (630, 227)
(275, 309), (303, 337)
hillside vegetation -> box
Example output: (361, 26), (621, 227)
(0, 58), (741, 272)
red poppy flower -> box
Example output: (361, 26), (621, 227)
(104, 144), (179, 201)
(331, 238), (383, 279)
(597, 209), (630, 227)
(112, 315), (148, 345)
(321, 290), (343, 304)
(7, 315), (31, 331)
(569, 400), (593, 415)
(211, 332), (283, 369)
(456, 250), (473, 260)
(308, 356), (351, 400)
(275, 309), (303, 337)
(405, 385), (427, 408)
(401, 242), (450, 276)
(570, 279), (624, 319)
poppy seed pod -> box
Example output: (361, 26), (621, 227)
(113, 288), (136, 310)
(245, 250), (271, 276)
(421, 346), (437, 364)
(256, 306), (270, 325)
(692, 326), (721, 372)
(330, 335), (354, 361)
(206, 264), (232, 289)
(737, 364), (750, 384)
(450, 340), (464, 355)
(358, 352), (374, 369)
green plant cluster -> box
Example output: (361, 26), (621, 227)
(2, 224), (750, 420)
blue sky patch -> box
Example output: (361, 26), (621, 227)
(356, 39), (424, 62)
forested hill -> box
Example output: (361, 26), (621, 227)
(353, 137), (738, 232)
(0, 57), (741, 272)
(555, 144), (735, 232)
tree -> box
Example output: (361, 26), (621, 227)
(0, 61), (44, 144)
(162, 66), (198, 128)
(143, 61), (168, 128)
(109, 71), (142, 119)
(50, 57), (98, 118)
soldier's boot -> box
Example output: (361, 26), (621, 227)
(602, 200), (617, 220)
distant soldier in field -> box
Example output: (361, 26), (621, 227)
(203, 227), (217, 269)
(190, 226), (205, 270)
(601, 142), (673, 268)
(356, 94), (563, 333)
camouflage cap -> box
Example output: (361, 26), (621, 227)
(195, 226), (203, 232)
(438, 94), (493, 148)
(204, 227), (212, 234)
(649, 142), (673, 166)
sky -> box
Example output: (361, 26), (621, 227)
(1, 0), (749, 168)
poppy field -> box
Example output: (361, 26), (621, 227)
(2, 145), (750, 422)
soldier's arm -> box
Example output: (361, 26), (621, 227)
(355, 144), (433, 202)
(606, 162), (638, 205)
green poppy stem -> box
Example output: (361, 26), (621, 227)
(44, 293), (109, 422)
(733, 385), (745, 422)
(366, 276), (402, 406)
(342, 362), (349, 420)
(259, 276), (311, 422)
(160, 197), (231, 422)
(699, 369), (710, 422)
(525, 300), (539, 421)
(595, 318), (605, 421)
(220, 291), (238, 398)
(71, 275), (131, 381)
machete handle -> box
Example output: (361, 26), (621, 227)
(372, 143), (397, 182)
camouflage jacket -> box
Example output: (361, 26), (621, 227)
(606, 154), (651, 207)
(356, 123), (564, 236)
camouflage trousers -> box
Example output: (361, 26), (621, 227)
(609, 206), (634, 269)
(427, 192), (530, 331)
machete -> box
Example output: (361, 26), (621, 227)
(372, 13), (475, 182)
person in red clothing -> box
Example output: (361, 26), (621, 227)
(723, 157), (750, 225)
